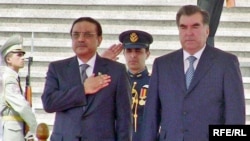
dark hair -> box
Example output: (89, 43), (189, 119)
(70, 17), (102, 36)
(176, 5), (210, 26)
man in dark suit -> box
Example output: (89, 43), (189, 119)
(41, 17), (132, 141)
(141, 5), (245, 141)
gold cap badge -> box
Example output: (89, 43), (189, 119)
(130, 32), (139, 43)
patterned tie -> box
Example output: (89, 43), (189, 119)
(80, 64), (89, 112)
(80, 64), (89, 83)
(186, 56), (196, 89)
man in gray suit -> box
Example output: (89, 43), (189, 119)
(141, 5), (245, 141)
(41, 17), (132, 141)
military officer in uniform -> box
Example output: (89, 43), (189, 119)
(101, 30), (153, 141)
(119, 30), (153, 141)
(0, 34), (37, 141)
(102, 30), (153, 140)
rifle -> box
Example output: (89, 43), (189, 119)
(24, 32), (34, 135)
(24, 56), (33, 134)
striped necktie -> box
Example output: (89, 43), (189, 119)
(80, 64), (89, 83)
(80, 64), (90, 112)
(186, 56), (196, 89)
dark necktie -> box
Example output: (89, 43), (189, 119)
(80, 64), (89, 83)
(17, 76), (23, 94)
(186, 56), (196, 89)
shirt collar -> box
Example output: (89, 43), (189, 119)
(128, 67), (149, 78)
(77, 53), (96, 68)
(183, 45), (206, 61)
(4, 66), (19, 78)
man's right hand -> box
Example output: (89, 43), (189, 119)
(84, 74), (111, 94)
(101, 43), (123, 61)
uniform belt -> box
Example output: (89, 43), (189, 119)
(2, 115), (24, 121)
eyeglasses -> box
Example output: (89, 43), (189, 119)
(71, 32), (97, 39)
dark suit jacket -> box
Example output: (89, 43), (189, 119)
(41, 55), (132, 141)
(141, 45), (245, 141)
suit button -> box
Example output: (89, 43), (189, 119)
(182, 129), (188, 133)
(82, 106), (86, 111)
(183, 111), (187, 115)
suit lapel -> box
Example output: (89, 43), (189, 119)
(85, 55), (108, 111)
(67, 57), (82, 85)
(65, 57), (90, 111)
(171, 49), (187, 93)
(93, 55), (109, 75)
(187, 46), (216, 94)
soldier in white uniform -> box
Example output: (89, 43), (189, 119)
(0, 34), (37, 141)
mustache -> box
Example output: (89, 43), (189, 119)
(76, 43), (87, 47)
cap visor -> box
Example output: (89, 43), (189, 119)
(124, 44), (147, 49)
(11, 50), (26, 54)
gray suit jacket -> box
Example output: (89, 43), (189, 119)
(141, 45), (245, 141)
(42, 55), (132, 141)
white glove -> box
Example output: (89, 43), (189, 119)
(24, 131), (36, 141)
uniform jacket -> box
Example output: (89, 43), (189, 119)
(128, 68), (150, 141)
(0, 67), (37, 141)
(141, 45), (246, 141)
(41, 55), (132, 141)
